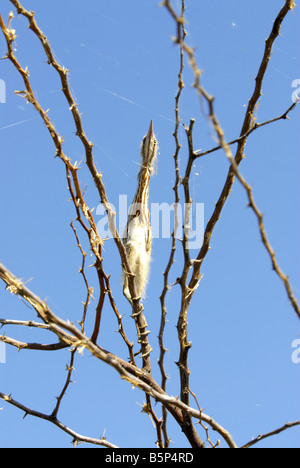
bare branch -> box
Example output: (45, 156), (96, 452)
(2, 0), (297, 449)
(189, 389), (220, 448)
(0, 260), (237, 447)
(0, 335), (68, 351)
(158, 0), (186, 448)
(51, 350), (76, 419)
(163, 0), (300, 319)
(0, 392), (118, 448)
(194, 102), (298, 159)
(241, 420), (300, 448)
(69, 219), (94, 333)
(175, 119), (200, 443)
(0, 319), (49, 329)
(6, 0), (152, 369)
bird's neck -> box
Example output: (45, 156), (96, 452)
(126, 165), (151, 227)
(135, 167), (151, 205)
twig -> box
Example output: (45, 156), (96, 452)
(0, 10), (109, 342)
(158, 0), (186, 448)
(210, 122), (300, 319)
(70, 220), (94, 333)
(66, 167), (105, 345)
(175, 119), (200, 444)
(241, 420), (300, 448)
(68, 171), (134, 360)
(189, 389), (219, 448)
(51, 350), (76, 419)
(144, 395), (164, 448)
(7, 0), (152, 369)
(0, 319), (50, 329)
(0, 335), (68, 351)
(194, 102), (298, 159)
(0, 392), (118, 448)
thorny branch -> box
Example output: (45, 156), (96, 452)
(51, 350), (76, 420)
(0, 0), (157, 444)
(0, 0), (298, 449)
(163, 0), (300, 321)
(193, 102), (298, 159)
(162, 0), (299, 447)
(0, 3), (204, 446)
(66, 168), (135, 362)
(0, 335), (68, 351)
(0, 10), (107, 350)
(0, 391), (118, 448)
(176, 118), (201, 442)
(158, 0), (186, 449)
(5, 0), (152, 370)
(241, 420), (300, 448)
(0, 261), (238, 448)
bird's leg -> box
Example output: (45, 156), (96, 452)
(122, 263), (136, 305)
(123, 285), (133, 305)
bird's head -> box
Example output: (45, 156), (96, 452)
(140, 120), (158, 173)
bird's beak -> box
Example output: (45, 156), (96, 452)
(147, 120), (154, 140)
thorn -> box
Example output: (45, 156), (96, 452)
(72, 438), (79, 448)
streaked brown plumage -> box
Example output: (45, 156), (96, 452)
(122, 121), (158, 303)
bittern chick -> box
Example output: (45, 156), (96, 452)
(122, 121), (158, 303)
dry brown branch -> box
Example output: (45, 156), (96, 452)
(0, 11), (108, 345)
(158, 0), (186, 449)
(0, 5), (171, 445)
(0, 335), (68, 351)
(51, 350), (76, 420)
(1, 0), (298, 449)
(66, 167), (135, 360)
(175, 118), (198, 440)
(194, 102), (298, 159)
(0, 260), (238, 448)
(0, 319), (50, 329)
(189, 389), (220, 448)
(143, 395), (164, 448)
(163, 0), (300, 320)
(8, 0), (152, 370)
(241, 420), (300, 449)
(0, 392), (118, 448)
(69, 219), (93, 333)
(161, 0), (299, 448)
(159, 1), (206, 448)
(2, 1), (152, 371)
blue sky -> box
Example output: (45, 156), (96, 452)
(0, 0), (299, 448)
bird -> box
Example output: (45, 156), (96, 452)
(122, 121), (158, 304)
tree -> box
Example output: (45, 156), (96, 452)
(0, 0), (299, 448)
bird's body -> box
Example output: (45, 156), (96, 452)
(122, 121), (158, 303)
